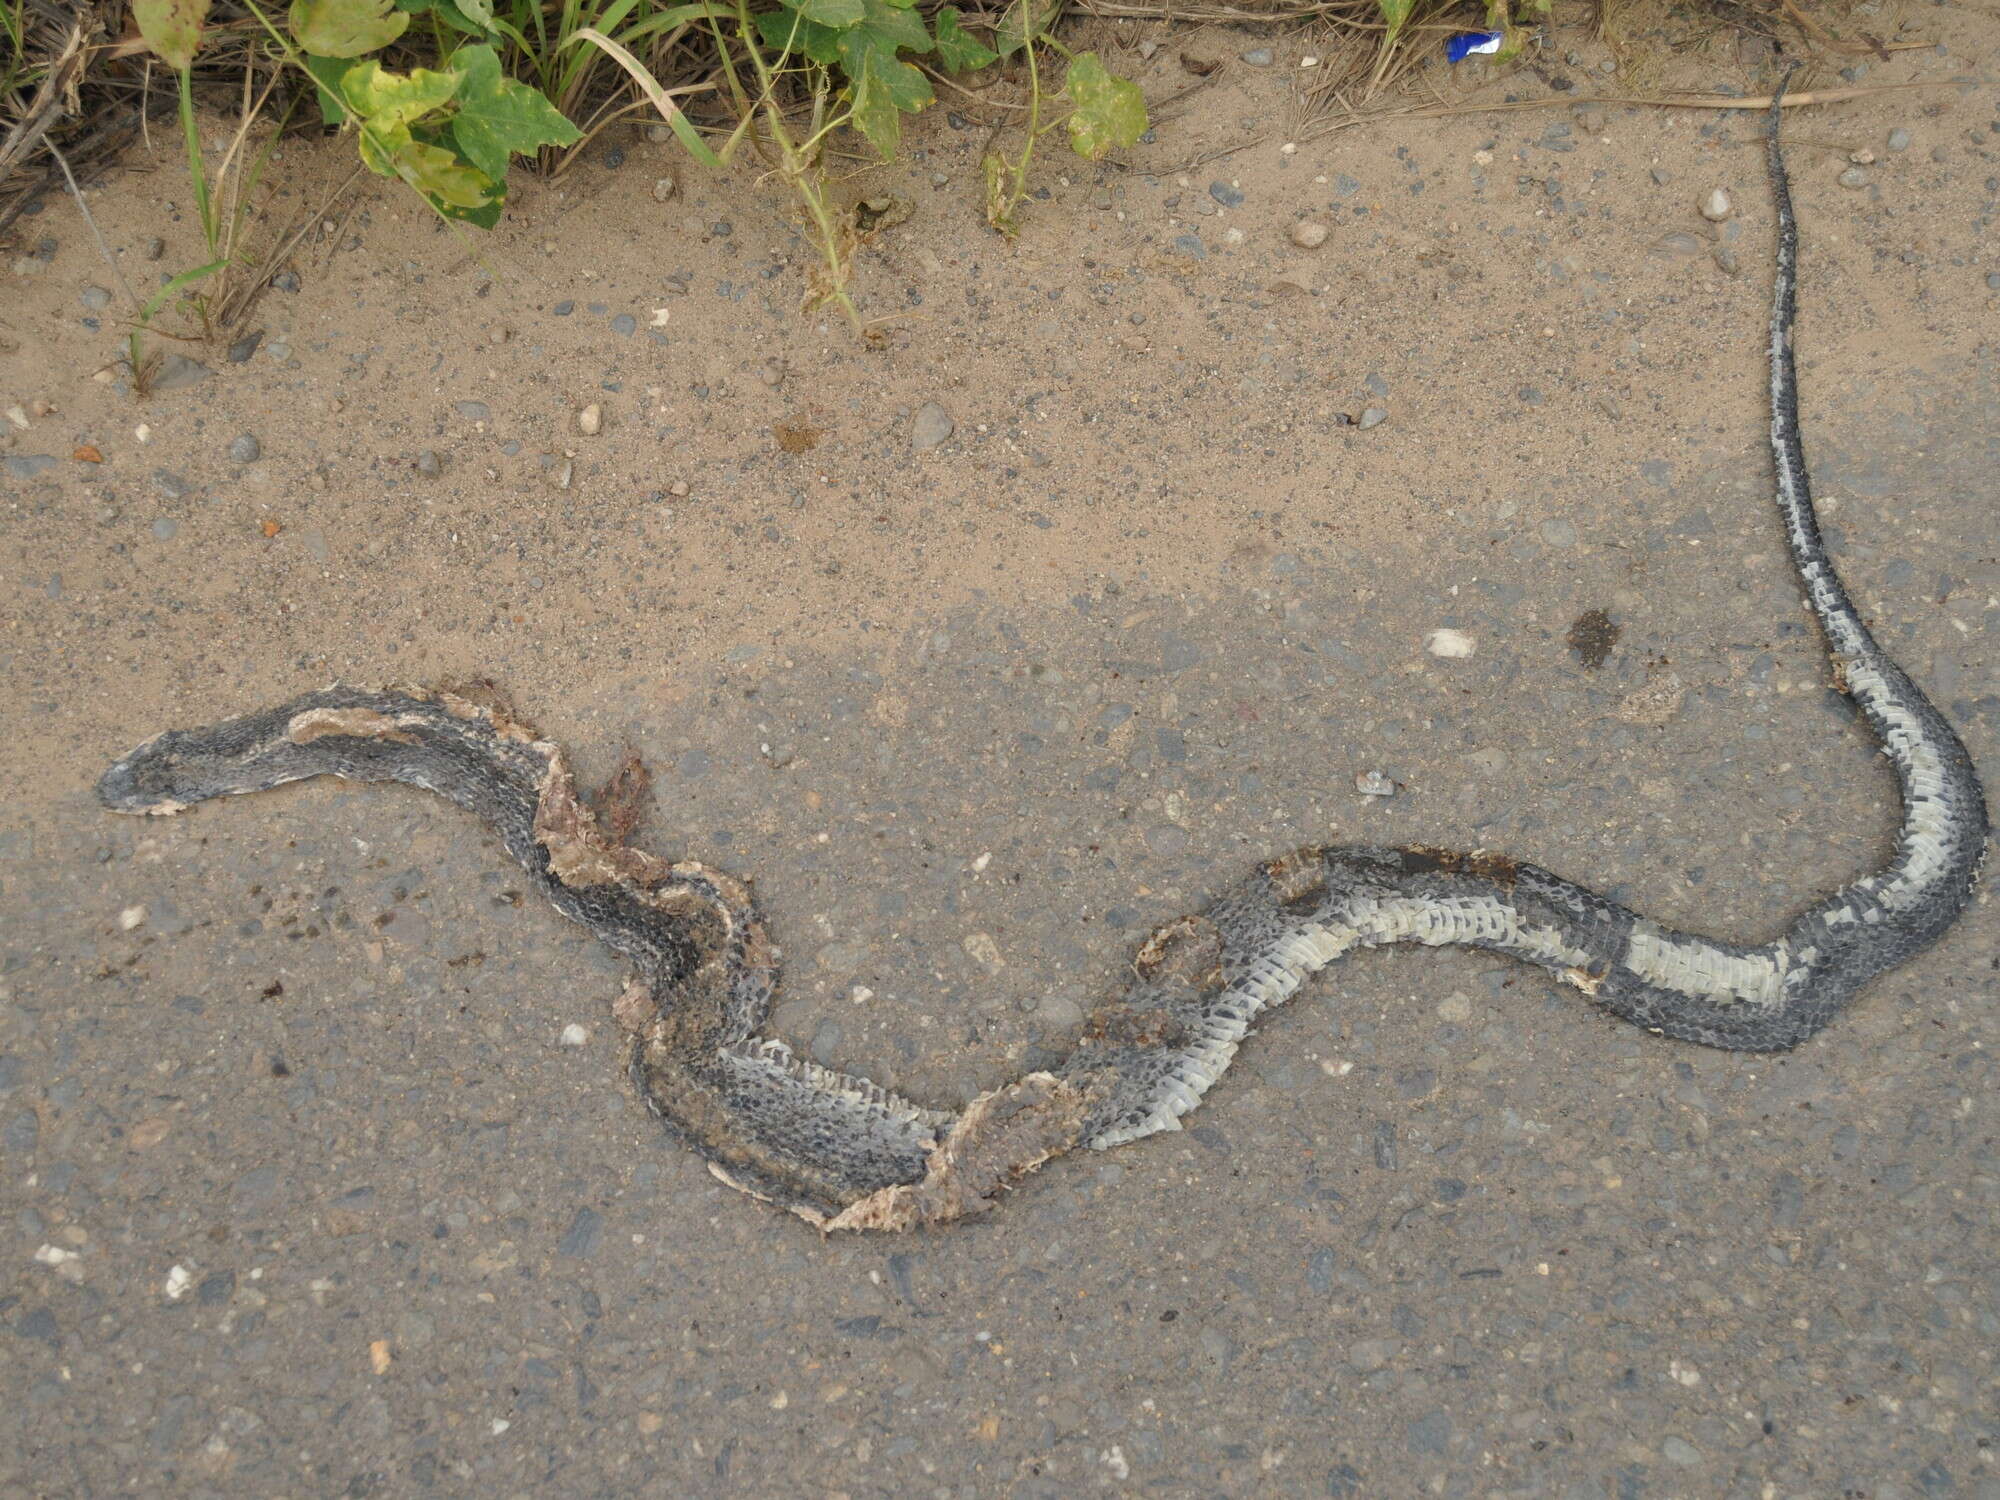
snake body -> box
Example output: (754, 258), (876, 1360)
(98, 87), (1987, 1230)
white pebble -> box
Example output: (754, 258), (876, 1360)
(164, 1264), (193, 1300)
(962, 932), (1003, 971)
(1425, 628), (1476, 659)
(560, 1023), (589, 1047)
(577, 403), (602, 436)
(119, 905), (147, 931)
(1290, 220), (1329, 248)
(1699, 188), (1731, 222)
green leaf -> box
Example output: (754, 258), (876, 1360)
(1376, 0), (1415, 45)
(931, 7), (995, 72)
(302, 51), (361, 124)
(338, 60), (461, 128)
(133, 0), (210, 70)
(838, 3), (933, 160)
(289, 0), (408, 57)
(755, 7), (844, 63)
(1064, 52), (1145, 160)
(850, 0), (930, 53)
(992, 0), (1057, 58)
(393, 0), (489, 30)
(779, 0), (865, 26)
(447, 43), (581, 183)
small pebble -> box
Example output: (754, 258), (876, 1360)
(1240, 47), (1274, 66)
(1886, 127), (1911, 152)
(149, 354), (212, 392)
(1849, 149), (1875, 166)
(152, 518), (177, 541)
(910, 401), (954, 451)
(1425, 628), (1476, 659)
(1837, 166), (1869, 189)
(1713, 246), (1739, 276)
(559, 1023), (589, 1047)
(270, 270), (300, 292)
(226, 433), (260, 463)
(226, 331), (263, 363)
(1290, 220), (1328, 248)
(416, 450), (443, 477)
(577, 403), (603, 435)
(1208, 181), (1245, 208)
(143, 237), (166, 261)
(668, 480), (690, 498)
(1661, 1437), (1702, 1467)
(1699, 188), (1731, 222)
(1357, 406), (1388, 430)
(652, 176), (677, 202)
(1650, 167), (1673, 186)
(80, 285), (111, 310)
(1355, 770), (1397, 797)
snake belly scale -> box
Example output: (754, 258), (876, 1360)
(97, 85), (1988, 1231)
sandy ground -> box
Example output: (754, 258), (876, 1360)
(2, 15), (1997, 1498)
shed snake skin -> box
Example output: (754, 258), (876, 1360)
(98, 81), (1988, 1230)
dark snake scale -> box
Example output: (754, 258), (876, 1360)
(99, 83), (1988, 1230)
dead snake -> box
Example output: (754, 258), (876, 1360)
(98, 83), (1988, 1231)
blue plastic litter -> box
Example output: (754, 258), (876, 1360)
(1446, 30), (1505, 62)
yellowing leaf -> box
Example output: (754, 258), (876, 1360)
(357, 118), (496, 209)
(134, 0), (211, 70)
(338, 61), (461, 127)
(289, 0), (408, 58)
(1064, 53), (1145, 161)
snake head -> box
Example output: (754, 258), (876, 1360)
(97, 729), (206, 814)
(98, 720), (314, 815)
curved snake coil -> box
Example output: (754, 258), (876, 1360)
(99, 85), (1987, 1231)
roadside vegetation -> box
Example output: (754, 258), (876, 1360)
(0, 0), (1902, 365)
